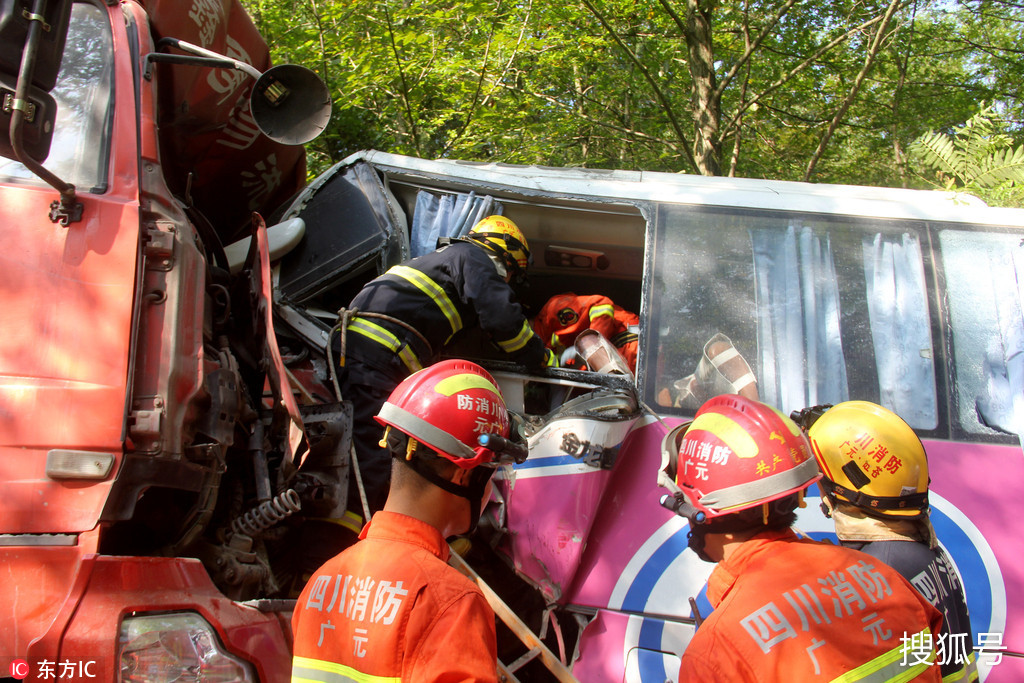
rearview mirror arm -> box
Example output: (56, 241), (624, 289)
(10, 0), (80, 226)
(145, 38), (261, 81)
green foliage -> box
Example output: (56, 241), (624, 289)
(242, 0), (1024, 190)
(910, 106), (1024, 207)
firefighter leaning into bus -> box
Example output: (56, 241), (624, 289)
(532, 292), (640, 373)
(329, 215), (554, 515)
(293, 360), (521, 682)
(792, 401), (978, 682)
(659, 394), (944, 682)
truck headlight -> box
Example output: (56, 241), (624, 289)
(118, 612), (256, 682)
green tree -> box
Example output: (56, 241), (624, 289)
(243, 0), (1024, 187)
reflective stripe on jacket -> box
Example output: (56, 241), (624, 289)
(291, 511), (498, 682)
(678, 528), (944, 682)
(348, 241), (547, 369)
(347, 317), (424, 374)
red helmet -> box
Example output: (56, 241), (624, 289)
(375, 359), (510, 469)
(666, 395), (821, 520)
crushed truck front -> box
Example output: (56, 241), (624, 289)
(0, 1), (325, 680)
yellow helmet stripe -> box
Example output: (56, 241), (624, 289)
(388, 265), (463, 336)
(689, 412), (759, 459)
(435, 373), (502, 398)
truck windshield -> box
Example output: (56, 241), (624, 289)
(646, 203), (939, 430)
(0, 2), (112, 191)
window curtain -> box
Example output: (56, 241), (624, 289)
(751, 224), (848, 413)
(976, 242), (1024, 440)
(410, 190), (501, 257)
(862, 233), (937, 428)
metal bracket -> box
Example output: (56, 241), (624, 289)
(21, 8), (51, 31)
(144, 221), (177, 270)
(48, 195), (83, 226)
(2, 90), (36, 121)
(129, 396), (165, 454)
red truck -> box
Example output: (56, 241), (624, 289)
(0, 0), (334, 680)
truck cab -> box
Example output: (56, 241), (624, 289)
(0, 1), (328, 680)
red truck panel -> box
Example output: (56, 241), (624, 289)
(1, 549), (292, 682)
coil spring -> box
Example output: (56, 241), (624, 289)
(232, 489), (301, 537)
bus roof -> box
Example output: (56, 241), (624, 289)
(344, 149), (1024, 228)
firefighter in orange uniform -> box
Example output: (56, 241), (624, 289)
(532, 292), (640, 373)
(292, 359), (523, 682)
(658, 395), (943, 682)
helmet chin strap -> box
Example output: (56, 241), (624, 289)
(820, 490), (837, 518)
(685, 507), (769, 563)
(400, 456), (493, 535)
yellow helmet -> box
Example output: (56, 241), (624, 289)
(807, 401), (929, 518)
(468, 215), (531, 279)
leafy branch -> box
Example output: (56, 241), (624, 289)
(910, 105), (1024, 205)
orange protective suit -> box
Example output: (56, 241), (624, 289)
(291, 511), (498, 682)
(678, 528), (943, 682)
(532, 293), (639, 372)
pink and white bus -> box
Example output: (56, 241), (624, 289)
(274, 149), (1024, 681)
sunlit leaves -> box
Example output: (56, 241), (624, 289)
(911, 105), (1024, 206)
(241, 0), (1024, 199)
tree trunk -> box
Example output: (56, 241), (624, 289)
(685, 0), (720, 176)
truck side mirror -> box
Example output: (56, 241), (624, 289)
(0, 0), (73, 164)
(148, 39), (332, 146)
(0, 72), (56, 162)
(0, 0), (72, 91)
(250, 64), (332, 146)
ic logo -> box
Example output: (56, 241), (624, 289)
(10, 658), (30, 680)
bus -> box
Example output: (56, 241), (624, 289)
(272, 149), (1024, 681)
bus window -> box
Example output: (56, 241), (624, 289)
(939, 229), (1024, 440)
(860, 230), (936, 428)
(647, 204), (938, 428)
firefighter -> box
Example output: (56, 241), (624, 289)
(331, 215), (554, 515)
(659, 395), (943, 682)
(800, 401), (978, 682)
(532, 292), (640, 372)
(292, 359), (519, 682)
